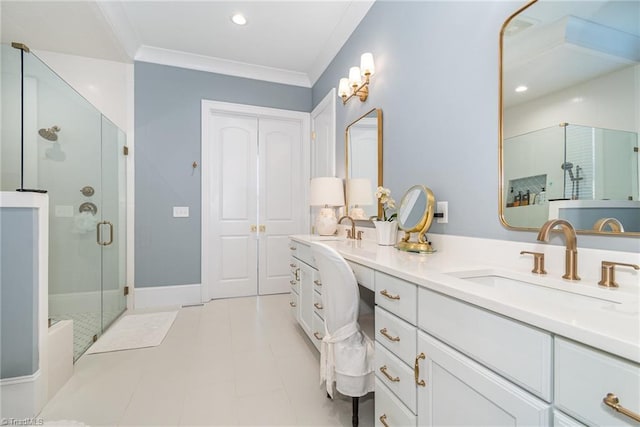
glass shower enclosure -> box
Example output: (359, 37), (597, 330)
(1, 43), (127, 360)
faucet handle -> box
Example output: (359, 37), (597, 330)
(520, 251), (547, 275)
(598, 261), (640, 288)
(346, 229), (353, 239)
(356, 230), (364, 240)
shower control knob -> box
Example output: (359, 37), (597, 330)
(80, 186), (95, 197)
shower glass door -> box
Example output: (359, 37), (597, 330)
(1, 44), (128, 360)
(100, 116), (127, 330)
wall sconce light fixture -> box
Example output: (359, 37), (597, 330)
(338, 53), (375, 105)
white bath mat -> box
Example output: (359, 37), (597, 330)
(85, 311), (178, 355)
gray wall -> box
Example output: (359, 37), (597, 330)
(0, 208), (38, 378)
(134, 62), (312, 287)
(312, 1), (639, 253)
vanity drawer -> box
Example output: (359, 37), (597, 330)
(375, 306), (417, 367)
(311, 312), (325, 351)
(289, 290), (299, 321)
(554, 337), (640, 426)
(375, 378), (416, 427)
(375, 272), (417, 325)
(293, 241), (315, 267)
(375, 342), (416, 414)
(418, 287), (552, 402)
(348, 261), (374, 290)
(313, 275), (323, 294)
(313, 291), (324, 319)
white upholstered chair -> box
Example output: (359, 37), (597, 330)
(311, 242), (375, 427)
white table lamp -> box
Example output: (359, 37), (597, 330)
(347, 178), (373, 220)
(310, 177), (344, 235)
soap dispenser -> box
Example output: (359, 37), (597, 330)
(538, 187), (546, 204)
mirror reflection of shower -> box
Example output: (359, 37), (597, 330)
(561, 161), (583, 200)
(38, 125), (60, 141)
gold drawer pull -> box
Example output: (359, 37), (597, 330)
(313, 332), (323, 341)
(314, 280), (322, 286)
(379, 414), (389, 427)
(289, 302), (296, 307)
(379, 365), (400, 382)
(290, 263), (297, 268)
(314, 302), (323, 310)
(290, 280), (296, 285)
(414, 353), (426, 387)
(380, 328), (400, 342)
(603, 393), (640, 422)
(289, 246), (296, 250)
(380, 289), (400, 300)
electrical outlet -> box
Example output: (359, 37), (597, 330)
(173, 206), (189, 218)
(437, 201), (448, 224)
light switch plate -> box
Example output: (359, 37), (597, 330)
(173, 206), (189, 218)
(437, 201), (448, 224)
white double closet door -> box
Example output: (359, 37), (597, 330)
(202, 101), (309, 300)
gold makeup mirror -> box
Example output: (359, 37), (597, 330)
(345, 108), (383, 222)
(499, 0), (640, 236)
(396, 185), (436, 253)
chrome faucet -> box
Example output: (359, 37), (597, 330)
(537, 219), (580, 281)
(338, 215), (357, 239)
(593, 217), (624, 233)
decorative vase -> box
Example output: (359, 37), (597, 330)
(373, 220), (398, 246)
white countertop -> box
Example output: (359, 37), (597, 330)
(291, 234), (640, 364)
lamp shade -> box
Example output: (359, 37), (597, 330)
(349, 66), (361, 87)
(338, 78), (350, 97)
(360, 52), (375, 76)
(347, 178), (373, 206)
(310, 177), (344, 207)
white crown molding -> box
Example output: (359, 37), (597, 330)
(94, 1), (141, 60)
(307, 0), (375, 85)
(135, 45), (312, 88)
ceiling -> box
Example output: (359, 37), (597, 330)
(0, 0), (374, 87)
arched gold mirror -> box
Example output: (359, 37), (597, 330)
(345, 108), (383, 221)
(499, 0), (640, 236)
(396, 185), (436, 253)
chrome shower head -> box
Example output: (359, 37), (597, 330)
(561, 162), (575, 180)
(38, 126), (61, 141)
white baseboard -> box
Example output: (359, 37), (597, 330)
(0, 370), (46, 419)
(134, 284), (202, 309)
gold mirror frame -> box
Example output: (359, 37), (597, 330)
(345, 108), (383, 221)
(396, 185), (436, 254)
(499, 0), (640, 237)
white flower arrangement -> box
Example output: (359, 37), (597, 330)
(375, 186), (397, 222)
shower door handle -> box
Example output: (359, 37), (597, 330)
(96, 221), (114, 246)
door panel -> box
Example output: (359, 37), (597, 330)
(258, 117), (303, 295)
(100, 116), (126, 331)
(208, 113), (258, 299)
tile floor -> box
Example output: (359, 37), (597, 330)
(39, 294), (374, 426)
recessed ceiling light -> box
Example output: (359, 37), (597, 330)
(515, 85), (528, 93)
(231, 14), (247, 26)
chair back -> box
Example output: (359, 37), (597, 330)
(310, 242), (360, 335)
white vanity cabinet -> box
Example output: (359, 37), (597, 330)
(554, 337), (640, 426)
(374, 271), (419, 425)
(416, 331), (550, 426)
(289, 239), (324, 350)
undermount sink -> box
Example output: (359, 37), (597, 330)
(447, 269), (632, 308)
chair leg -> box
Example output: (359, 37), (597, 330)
(352, 396), (359, 427)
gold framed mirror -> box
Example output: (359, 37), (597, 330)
(396, 185), (436, 254)
(499, 0), (640, 236)
(345, 108), (383, 221)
